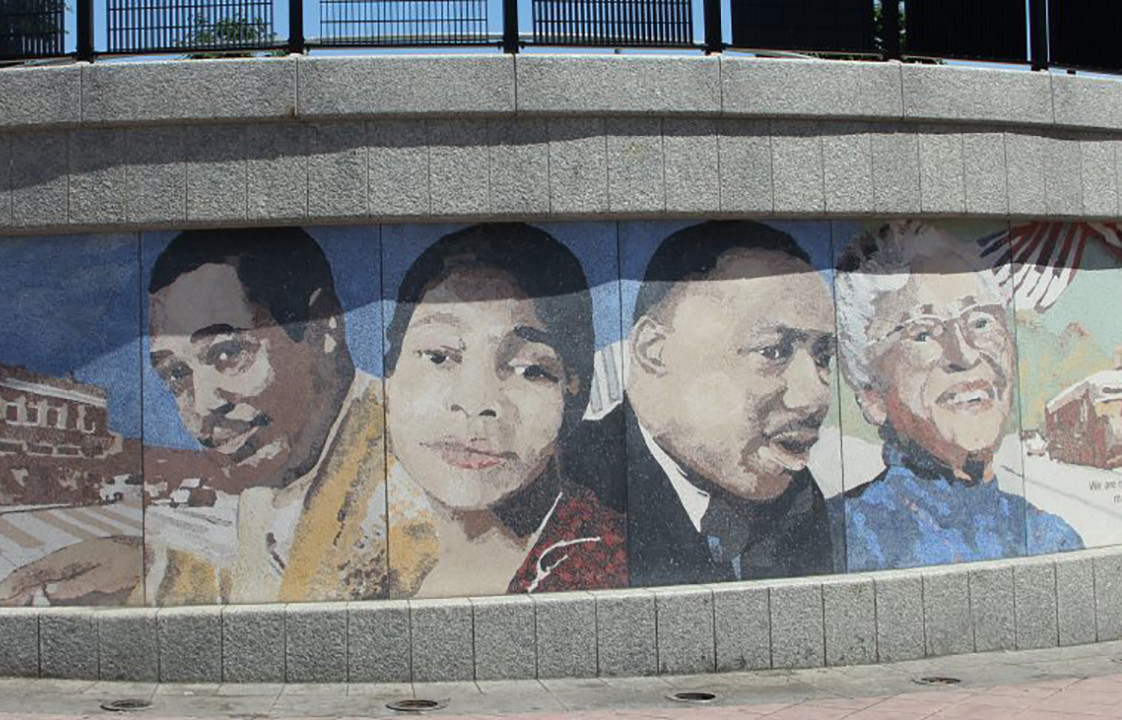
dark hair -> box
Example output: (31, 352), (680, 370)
(148, 227), (342, 343)
(634, 220), (813, 324)
(385, 223), (594, 437)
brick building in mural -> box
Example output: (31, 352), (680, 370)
(1045, 349), (1122, 470)
(0, 363), (137, 507)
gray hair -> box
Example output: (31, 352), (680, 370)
(834, 221), (1004, 391)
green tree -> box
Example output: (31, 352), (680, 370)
(182, 12), (284, 58)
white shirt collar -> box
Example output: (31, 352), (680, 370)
(638, 423), (710, 533)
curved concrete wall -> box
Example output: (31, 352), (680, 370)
(4, 56), (1122, 682)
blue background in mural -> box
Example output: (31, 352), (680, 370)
(142, 227), (384, 450)
(381, 222), (624, 350)
(0, 234), (142, 439)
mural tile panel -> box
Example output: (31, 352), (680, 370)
(0, 234), (144, 607)
(619, 220), (845, 587)
(382, 222), (626, 598)
(141, 226), (386, 605)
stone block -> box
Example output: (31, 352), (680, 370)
(286, 603), (347, 683)
(1014, 562), (1058, 650)
(516, 56), (720, 116)
(963, 128), (1008, 215)
(348, 600), (410, 683)
(68, 128), (127, 226)
(307, 121), (367, 219)
(488, 118), (549, 216)
(770, 583), (824, 669)
(547, 117), (608, 216)
(0, 608), (38, 678)
(654, 586), (715, 675)
(711, 583), (770, 672)
(722, 58), (903, 120)
(919, 126), (965, 214)
(410, 598), (475, 682)
(902, 64), (1053, 126)
(875, 573), (925, 662)
(10, 130), (67, 228)
(922, 568), (973, 657)
(428, 119), (489, 217)
(126, 126), (186, 224)
(822, 577), (876, 667)
(247, 122), (307, 221)
(1094, 552), (1122, 641)
(1053, 75), (1122, 131)
(0, 65), (81, 128)
(39, 608), (97, 680)
(222, 605), (286, 683)
(718, 119), (772, 214)
(595, 589), (656, 677)
(1045, 133), (1084, 217)
(83, 58), (296, 124)
(0, 133), (12, 229)
(1055, 555), (1096, 647)
(369, 119), (429, 218)
(533, 591), (597, 679)
(158, 605), (223, 683)
(968, 565), (1015, 653)
(606, 117), (664, 214)
(771, 121), (825, 214)
(98, 608), (157, 682)
(471, 595), (536, 681)
(663, 118), (720, 214)
(822, 122), (873, 214)
(1082, 138), (1118, 217)
(1005, 130), (1048, 217)
(299, 56), (514, 118)
(871, 125), (921, 214)
(185, 124), (246, 223)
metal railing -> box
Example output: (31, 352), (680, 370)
(0, 0), (1117, 78)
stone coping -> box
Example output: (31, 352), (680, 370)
(1, 56), (1121, 133)
(1, 546), (1119, 684)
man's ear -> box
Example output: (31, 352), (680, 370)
(855, 387), (888, 427)
(632, 316), (669, 377)
(306, 288), (345, 353)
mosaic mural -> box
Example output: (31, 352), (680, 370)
(0, 219), (1110, 606)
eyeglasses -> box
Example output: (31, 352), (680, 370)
(867, 303), (1011, 367)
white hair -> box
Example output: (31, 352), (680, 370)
(834, 220), (1004, 391)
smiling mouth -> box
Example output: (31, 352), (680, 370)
(425, 441), (516, 471)
(762, 429), (819, 471)
(937, 381), (997, 411)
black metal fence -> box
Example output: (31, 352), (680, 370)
(0, 0), (1118, 78)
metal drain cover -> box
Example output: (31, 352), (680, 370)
(386, 698), (447, 713)
(100, 699), (152, 712)
(913, 676), (962, 686)
(667, 691), (718, 703)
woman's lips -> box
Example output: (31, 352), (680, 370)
(425, 440), (515, 470)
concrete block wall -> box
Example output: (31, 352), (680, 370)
(3, 57), (1122, 236)
(0, 547), (1117, 683)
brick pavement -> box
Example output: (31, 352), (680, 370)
(4, 641), (1122, 719)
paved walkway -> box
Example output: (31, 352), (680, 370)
(5, 641), (1122, 719)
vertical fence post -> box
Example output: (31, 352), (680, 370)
(76, 0), (94, 61)
(881, 0), (900, 60)
(1029, 0), (1047, 70)
(502, 0), (519, 53)
(702, 0), (722, 53)
(289, 0), (305, 54)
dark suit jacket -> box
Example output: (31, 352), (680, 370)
(566, 402), (842, 588)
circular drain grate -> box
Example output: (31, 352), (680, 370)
(100, 699), (152, 712)
(386, 698), (447, 713)
(667, 691), (719, 704)
(913, 676), (962, 687)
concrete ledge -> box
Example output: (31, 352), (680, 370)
(2, 547), (1122, 682)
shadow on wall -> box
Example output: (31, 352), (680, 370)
(0, 218), (1117, 607)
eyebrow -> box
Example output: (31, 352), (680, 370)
(189, 324), (242, 344)
(149, 350), (172, 366)
(513, 325), (558, 349)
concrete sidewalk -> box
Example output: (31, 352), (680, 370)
(4, 641), (1122, 719)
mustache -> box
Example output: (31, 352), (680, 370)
(765, 411), (827, 438)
